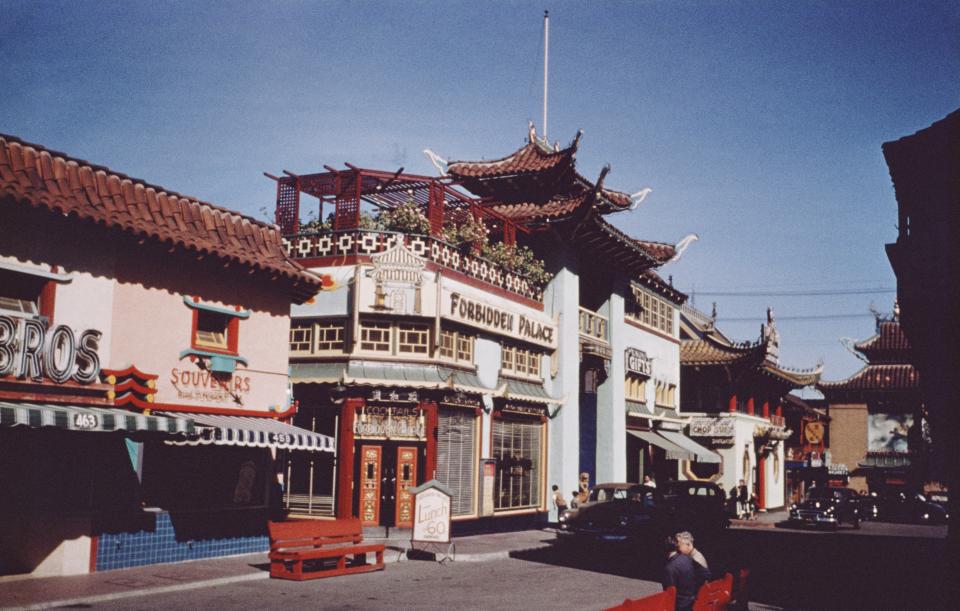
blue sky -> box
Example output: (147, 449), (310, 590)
(3, 1), (958, 382)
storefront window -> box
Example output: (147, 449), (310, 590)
(360, 321), (392, 352)
(437, 407), (477, 517)
(492, 418), (542, 510)
(625, 373), (647, 402)
(397, 323), (429, 354)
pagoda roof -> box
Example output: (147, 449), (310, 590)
(818, 363), (920, 394)
(853, 319), (911, 363)
(680, 304), (821, 388)
(635, 269), (687, 305)
(446, 126), (634, 220)
(0, 133), (321, 302)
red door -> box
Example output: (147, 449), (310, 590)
(359, 445), (382, 526)
(395, 446), (418, 528)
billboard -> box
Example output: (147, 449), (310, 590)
(868, 413), (912, 453)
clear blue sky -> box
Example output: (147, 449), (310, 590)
(3, 1), (958, 383)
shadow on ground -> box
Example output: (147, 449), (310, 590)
(512, 527), (948, 610)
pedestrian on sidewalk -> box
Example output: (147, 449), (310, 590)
(644, 474), (657, 488)
(551, 484), (567, 523)
(570, 490), (580, 509)
(736, 479), (749, 519)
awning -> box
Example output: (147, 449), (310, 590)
(658, 430), (721, 464)
(499, 377), (558, 405)
(290, 362), (347, 384)
(291, 361), (499, 396)
(627, 429), (694, 461)
(0, 401), (194, 435)
(159, 412), (335, 452)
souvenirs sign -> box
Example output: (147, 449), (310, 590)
(441, 287), (557, 349)
(170, 368), (252, 403)
(0, 315), (101, 384)
(411, 480), (452, 544)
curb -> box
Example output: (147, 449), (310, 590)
(0, 571), (269, 611)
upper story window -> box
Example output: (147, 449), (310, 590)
(356, 318), (431, 358)
(439, 328), (475, 367)
(184, 297), (249, 357)
(359, 320), (392, 352)
(289, 319), (346, 355)
(625, 373), (647, 402)
(626, 285), (675, 336)
(655, 380), (677, 408)
(0, 269), (45, 318)
(501, 344), (542, 381)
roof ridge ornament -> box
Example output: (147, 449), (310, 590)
(666, 233), (699, 264)
(629, 187), (652, 210)
(422, 149), (448, 176)
(528, 121), (537, 144)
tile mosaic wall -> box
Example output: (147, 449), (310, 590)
(95, 511), (268, 571)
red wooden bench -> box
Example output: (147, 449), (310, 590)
(268, 518), (385, 580)
(693, 572), (734, 611)
(604, 586), (676, 611)
(730, 568), (749, 610)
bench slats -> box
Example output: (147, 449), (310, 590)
(268, 519), (385, 581)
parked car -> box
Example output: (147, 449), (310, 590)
(860, 492), (949, 525)
(788, 487), (861, 529)
(659, 480), (729, 532)
(556, 487), (664, 545)
(558, 482), (653, 524)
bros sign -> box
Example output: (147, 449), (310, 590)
(0, 315), (102, 384)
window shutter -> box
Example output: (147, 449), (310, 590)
(437, 408), (476, 517)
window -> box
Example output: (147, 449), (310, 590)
(0, 269), (45, 318)
(437, 407), (478, 517)
(625, 374), (647, 402)
(315, 322), (345, 352)
(289, 320), (345, 355)
(195, 310), (231, 351)
(627, 285), (675, 336)
(289, 321), (313, 354)
(359, 321), (392, 352)
(493, 419), (543, 510)
(439, 328), (475, 366)
(655, 380), (677, 408)
(398, 323), (429, 354)
(501, 345), (542, 380)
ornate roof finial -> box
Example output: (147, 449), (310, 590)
(711, 302), (718, 320)
(571, 129), (583, 149)
(629, 187), (652, 210)
(528, 121), (537, 144)
(767, 306), (775, 325)
(666, 233), (698, 264)
(893, 299), (900, 320)
(553, 140), (560, 152)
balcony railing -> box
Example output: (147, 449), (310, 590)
(579, 307), (609, 342)
(282, 229), (544, 302)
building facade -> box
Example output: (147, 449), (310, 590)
(679, 304), (821, 510)
(0, 134), (324, 577)
(276, 126), (714, 531)
(819, 312), (926, 495)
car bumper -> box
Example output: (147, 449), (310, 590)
(789, 514), (838, 526)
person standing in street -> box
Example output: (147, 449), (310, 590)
(674, 531), (711, 583)
(662, 535), (700, 611)
(644, 474), (657, 488)
(570, 490), (580, 509)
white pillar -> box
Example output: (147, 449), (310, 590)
(595, 285), (626, 483)
(545, 264), (580, 501)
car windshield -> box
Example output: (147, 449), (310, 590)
(590, 487), (629, 502)
(806, 489), (840, 500)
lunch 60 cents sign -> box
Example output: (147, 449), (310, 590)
(411, 480), (452, 544)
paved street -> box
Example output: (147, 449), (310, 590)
(4, 521), (946, 611)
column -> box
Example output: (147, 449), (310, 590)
(728, 394), (738, 413)
(747, 397), (755, 416)
(337, 398), (361, 518)
(762, 400), (770, 418)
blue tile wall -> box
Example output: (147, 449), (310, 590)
(96, 512), (268, 571)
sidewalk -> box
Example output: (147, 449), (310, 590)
(729, 509), (787, 529)
(0, 529), (556, 610)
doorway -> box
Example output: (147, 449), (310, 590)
(353, 441), (424, 528)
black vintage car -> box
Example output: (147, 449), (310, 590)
(860, 492), (949, 525)
(788, 487), (861, 529)
(557, 481), (727, 546)
(557, 484), (664, 545)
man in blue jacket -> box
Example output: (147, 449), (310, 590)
(663, 533), (709, 611)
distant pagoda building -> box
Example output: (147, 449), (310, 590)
(680, 304), (822, 510)
(818, 307), (926, 493)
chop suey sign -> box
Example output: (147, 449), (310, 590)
(442, 289), (557, 349)
(0, 315), (102, 384)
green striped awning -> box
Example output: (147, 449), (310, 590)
(0, 402), (195, 435)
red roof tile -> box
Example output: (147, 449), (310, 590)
(819, 363), (920, 393)
(854, 320), (911, 360)
(0, 134), (320, 301)
(448, 141), (576, 178)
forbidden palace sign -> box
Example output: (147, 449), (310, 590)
(411, 480), (452, 544)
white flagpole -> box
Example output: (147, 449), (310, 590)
(543, 10), (549, 143)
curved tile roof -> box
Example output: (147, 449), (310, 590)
(854, 320), (911, 362)
(819, 363), (920, 393)
(0, 134), (320, 301)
